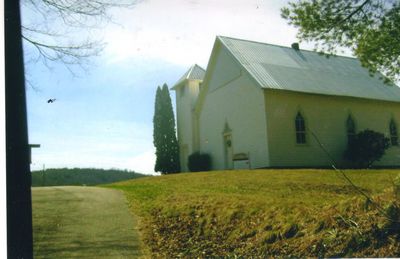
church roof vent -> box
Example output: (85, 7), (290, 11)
(291, 42), (300, 50)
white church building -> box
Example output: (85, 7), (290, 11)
(172, 36), (400, 171)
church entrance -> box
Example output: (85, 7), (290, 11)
(223, 133), (233, 170)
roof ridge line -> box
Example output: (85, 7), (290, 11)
(186, 65), (195, 80)
(217, 35), (356, 60)
(193, 63), (206, 71)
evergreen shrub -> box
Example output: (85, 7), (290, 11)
(344, 129), (390, 168)
(188, 152), (211, 172)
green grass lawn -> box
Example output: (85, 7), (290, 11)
(106, 169), (400, 257)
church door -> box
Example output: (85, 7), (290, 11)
(224, 134), (233, 169)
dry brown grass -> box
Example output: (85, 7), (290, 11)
(107, 169), (400, 257)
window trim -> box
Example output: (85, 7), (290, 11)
(390, 119), (398, 146)
(346, 115), (356, 144)
(295, 112), (307, 145)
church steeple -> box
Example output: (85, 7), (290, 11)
(172, 64), (206, 171)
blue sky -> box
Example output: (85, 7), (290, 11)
(22, 0), (322, 174)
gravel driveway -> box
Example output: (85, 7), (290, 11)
(32, 186), (143, 258)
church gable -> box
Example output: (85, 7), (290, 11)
(206, 45), (242, 93)
(194, 39), (270, 169)
(194, 38), (257, 116)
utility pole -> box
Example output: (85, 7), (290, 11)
(5, 0), (34, 257)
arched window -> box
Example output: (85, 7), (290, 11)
(346, 115), (356, 144)
(390, 119), (398, 146)
(295, 112), (306, 144)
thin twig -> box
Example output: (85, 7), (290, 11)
(307, 126), (398, 223)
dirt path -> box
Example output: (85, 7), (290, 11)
(32, 186), (143, 258)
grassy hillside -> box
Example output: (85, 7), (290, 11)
(31, 168), (147, 187)
(107, 169), (400, 257)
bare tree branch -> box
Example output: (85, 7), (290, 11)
(21, 0), (138, 77)
(341, 0), (372, 24)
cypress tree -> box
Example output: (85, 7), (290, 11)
(153, 86), (163, 172)
(153, 84), (180, 174)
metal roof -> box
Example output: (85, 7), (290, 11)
(218, 36), (400, 103)
(172, 64), (205, 89)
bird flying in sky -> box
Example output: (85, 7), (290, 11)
(47, 98), (56, 103)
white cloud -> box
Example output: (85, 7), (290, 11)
(102, 0), (301, 66)
(126, 150), (157, 174)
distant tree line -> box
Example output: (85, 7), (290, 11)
(31, 168), (146, 187)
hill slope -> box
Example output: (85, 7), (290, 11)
(107, 169), (400, 257)
(31, 168), (147, 187)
